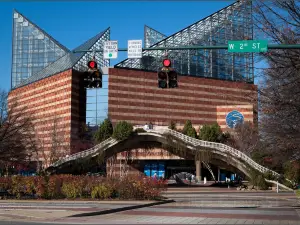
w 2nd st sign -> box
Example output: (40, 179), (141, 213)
(228, 40), (268, 53)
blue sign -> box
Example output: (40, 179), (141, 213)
(144, 164), (151, 176)
(226, 110), (244, 128)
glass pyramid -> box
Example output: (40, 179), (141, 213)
(144, 25), (167, 48)
(116, 0), (254, 83)
(11, 10), (69, 88)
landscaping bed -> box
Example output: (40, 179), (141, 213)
(0, 175), (168, 200)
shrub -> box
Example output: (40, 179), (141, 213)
(249, 169), (269, 190)
(186, 127), (197, 138)
(0, 177), (12, 192)
(112, 121), (133, 141)
(135, 128), (147, 133)
(296, 189), (300, 198)
(199, 123), (222, 142)
(264, 171), (276, 180)
(61, 176), (86, 199)
(35, 176), (48, 199)
(168, 121), (176, 130)
(94, 118), (113, 143)
(283, 160), (300, 184)
(182, 120), (192, 135)
(11, 176), (24, 199)
(91, 185), (112, 199)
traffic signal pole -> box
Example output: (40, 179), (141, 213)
(73, 44), (300, 53)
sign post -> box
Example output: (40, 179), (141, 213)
(103, 41), (118, 59)
(128, 40), (142, 58)
(228, 40), (268, 53)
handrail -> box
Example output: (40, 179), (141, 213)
(49, 127), (279, 179)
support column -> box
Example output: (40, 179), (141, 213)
(196, 160), (202, 182)
(218, 167), (220, 182)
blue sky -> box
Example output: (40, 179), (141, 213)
(0, 1), (234, 91)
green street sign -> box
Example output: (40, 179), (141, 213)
(228, 40), (268, 53)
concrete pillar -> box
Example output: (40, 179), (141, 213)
(196, 160), (202, 182)
(218, 167), (220, 182)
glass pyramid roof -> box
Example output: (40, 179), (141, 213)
(11, 10), (70, 88)
(116, 0), (254, 83)
(144, 25), (167, 48)
(14, 28), (110, 89)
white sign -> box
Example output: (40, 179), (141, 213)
(128, 40), (142, 59)
(104, 41), (118, 59)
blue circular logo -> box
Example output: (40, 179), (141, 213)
(226, 110), (244, 128)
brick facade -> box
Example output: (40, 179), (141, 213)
(8, 69), (88, 167)
(108, 68), (257, 131)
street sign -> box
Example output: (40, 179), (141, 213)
(104, 41), (118, 59)
(228, 40), (268, 53)
(128, 40), (142, 58)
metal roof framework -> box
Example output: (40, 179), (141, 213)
(14, 28), (110, 89)
(144, 25), (167, 48)
(116, 0), (254, 83)
(12, 10), (70, 88)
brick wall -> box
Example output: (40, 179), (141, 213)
(8, 69), (86, 167)
(108, 68), (257, 131)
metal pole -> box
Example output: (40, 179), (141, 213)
(73, 44), (300, 53)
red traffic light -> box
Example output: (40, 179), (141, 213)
(88, 60), (97, 69)
(163, 59), (171, 67)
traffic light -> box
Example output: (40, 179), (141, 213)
(157, 58), (178, 88)
(84, 60), (102, 88)
(168, 70), (178, 88)
(158, 70), (168, 88)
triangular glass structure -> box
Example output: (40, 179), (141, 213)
(144, 25), (167, 48)
(15, 28), (110, 89)
(116, 0), (254, 83)
(11, 10), (69, 88)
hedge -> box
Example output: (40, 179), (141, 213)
(0, 175), (167, 200)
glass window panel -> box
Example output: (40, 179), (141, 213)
(86, 110), (96, 118)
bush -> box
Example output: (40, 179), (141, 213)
(296, 189), (300, 198)
(283, 160), (300, 184)
(186, 127), (197, 138)
(135, 128), (147, 133)
(182, 120), (192, 135)
(249, 169), (269, 190)
(11, 176), (24, 199)
(0, 174), (167, 200)
(168, 121), (176, 130)
(112, 121), (133, 141)
(91, 185), (112, 199)
(263, 171), (276, 180)
(198, 123), (222, 142)
(94, 118), (113, 143)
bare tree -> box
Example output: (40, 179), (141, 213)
(231, 121), (260, 156)
(253, 0), (300, 162)
(36, 116), (70, 168)
(0, 90), (35, 172)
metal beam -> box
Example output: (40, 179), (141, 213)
(73, 44), (300, 53)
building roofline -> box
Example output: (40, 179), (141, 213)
(13, 9), (70, 53)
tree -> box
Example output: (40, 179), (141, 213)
(36, 116), (70, 168)
(186, 127), (197, 139)
(232, 121), (260, 155)
(253, 0), (300, 161)
(182, 120), (192, 135)
(168, 121), (176, 130)
(198, 123), (222, 142)
(112, 121), (133, 141)
(0, 90), (35, 171)
(94, 118), (113, 143)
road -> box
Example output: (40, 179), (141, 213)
(0, 188), (299, 224)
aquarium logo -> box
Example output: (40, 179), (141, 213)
(226, 110), (244, 128)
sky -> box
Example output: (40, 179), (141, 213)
(0, 1), (234, 92)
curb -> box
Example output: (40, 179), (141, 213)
(69, 199), (175, 217)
